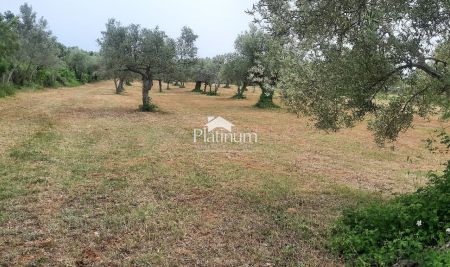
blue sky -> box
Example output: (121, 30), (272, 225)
(0, 0), (257, 57)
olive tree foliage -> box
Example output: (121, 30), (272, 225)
(250, 0), (450, 144)
(233, 24), (281, 104)
(98, 19), (130, 94)
(8, 3), (60, 86)
(65, 47), (100, 83)
(211, 55), (226, 91)
(98, 19), (177, 110)
(220, 53), (250, 98)
(192, 58), (215, 93)
(155, 37), (177, 92)
(176, 26), (198, 88)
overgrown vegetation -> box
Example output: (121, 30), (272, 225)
(331, 161), (450, 266)
(0, 4), (101, 98)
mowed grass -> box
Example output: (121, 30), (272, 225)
(0, 81), (447, 266)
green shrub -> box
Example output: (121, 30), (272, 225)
(56, 68), (80, 87)
(0, 85), (16, 98)
(139, 103), (158, 112)
(330, 161), (450, 266)
(80, 73), (89, 84)
(36, 69), (57, 87)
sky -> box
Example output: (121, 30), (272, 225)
(0, 0), (257, 57)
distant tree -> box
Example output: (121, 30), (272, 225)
(65, 48), (89, 82)
(192, 58), (215, 93)
(155, 37), (177, 92)
(221, 53), (250, 98)
(99, 20), (177, 110)
(176, 26), (198, 88)
(98, 19), (129, 94)
(235, 25), (280, 107)
(211, 55), (226, 92)
(251, 0), (450, 144)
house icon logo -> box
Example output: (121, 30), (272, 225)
(193, 116), (257, 144)
(205, 116), (234, 132)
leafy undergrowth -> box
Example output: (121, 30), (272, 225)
(330, 161), (450, 266)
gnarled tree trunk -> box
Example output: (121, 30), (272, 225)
(256, 82), (277, 108)
(233, 81), (247, 99)
(141, 77), (153, 111)
(193, 81), (202, 92)
(159, 79), (162, 92)
(114, 77), (125, 94)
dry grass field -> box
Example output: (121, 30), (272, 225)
(0, 81), (447, 266)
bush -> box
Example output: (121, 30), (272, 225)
(139, 103), (158, 112)
(56, 68), (80, 87)
(36, 69), (57, 87)
(0, 85), (16, 98)
(331, 161), (450, 266)
(80, 73), (89, 84)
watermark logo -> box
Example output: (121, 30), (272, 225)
(193, 116), (258, 144)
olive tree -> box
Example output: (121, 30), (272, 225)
(192, 58), (215, 93)
(250, 0), (450, 144)
(176, 26), (198, 88)
(210, 55), (224, 89)
(233, 24), (281, 105)
(98, 19), (130, 94)
(220, 53), (250, 98)
(99, 20), (177, 110)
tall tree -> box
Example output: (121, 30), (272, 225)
(176, 26), (198, 87)
(233, 25), (277, 101)
(98, 19), (129, 94)
(220, 53), (249, 98)
(251, 0), (450, 144)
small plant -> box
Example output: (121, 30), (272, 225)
(330, 161), (450, 266)
(0, 85), (16, 98)
(139, 103), (158, 112)
(255, 95), (279, 108)
(231, 93), (246, 99)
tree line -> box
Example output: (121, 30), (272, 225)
(1, 3), (283, 112)
(0, 4), (101, 97)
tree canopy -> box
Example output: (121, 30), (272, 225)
(251, 0), (450, 144)
(98, 20), (177, 110)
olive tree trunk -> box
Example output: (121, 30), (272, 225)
(256, 82), (278, 108)
(232, 81), (247, 99)
(141, 77), (153, 111)
(193, 81), (202, 92)
(159, 80), (162, 92)
(114, 77), (125, 94)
